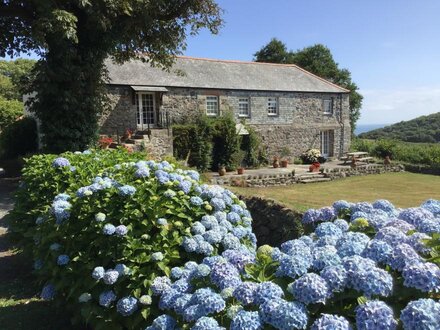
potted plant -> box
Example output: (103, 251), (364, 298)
(309, 162), (320, 172)
(122, 128), (133, 141)
(280, 147), (291, 168)
(232, 150), (246, 175)
(98, 136), (113, 149)
(272, 156), (280, 168)
(218, 164), (226, 176)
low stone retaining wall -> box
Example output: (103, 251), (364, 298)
(240, 196), (304, 247)
(322, 164), (405, 179)
(211, 164), (405, 187)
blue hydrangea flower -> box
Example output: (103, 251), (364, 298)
(302, 209), (322, 224)
(103, 269), (119, 285)
(315, 222), (343, 238)
(183, 288), (226, 321)
(118, 185), (136, 196)
(255, 282), (284, 305)
(210, 261), (241, 290)
(182, 237), (197, 252)
(201, 215), (218, 229)
(191, 317), (224, 330)
(115, 263), (130, 276)
(336, 232), (370, 257)
(388, 243), (422, 271)
(362, 239), (393, 264)
(334, 219), (350, 232)
(342, 255), (377, 277)
(191, 222), (206, 235)
(233, 282), (259, 305)
(185, 170), (200, 181)
(51, 199), (71, 224)
(115, 225), (128, 236)
(288, 273), (330, 304)
(333, 200), (351, 213)
(351, 202), (374, 213)
(312, 245), (341, 270)
(49, 243), (61, 251)
(421, 199), (440, 216)
(210, 197), (226, 211)
(222, 234), (241, 250)
(276, 253), (311, 279)
(151, 276), (171, 296)
(52, 157), (70, 168)
(383, 219), (415, 233)
(135, 166), (150, 178)
(178, 180), (192, 194)
(152, 252), (164, 261)
(54, 193), (70, 201)
(222, 249), (255, 272)
(351, 267), (393, 297)
(99, 290), (117, 308)
(403, 262), (440, 293)
(95, 212), (106, 222)
(116, 296), (138, 316)
(227, 212), (241, 224)
(76, 186), (93, 197)
(311, 314), (352, 330)
(260, 298), (308, 330)
(417, 218), (440, 234)
(320, 207), (336, 222)
(350, 211), (368, 222)
(315, 236), (339, 247)
(139, 295), (152, 305)
(92, 266), (105, 280)
(203, 229), (223, 244)
(57, 254), (70, 266)
(355, 300), (397, 330)
(103, 223), (116, 235)
(164, 189), (177, 198)
(400, 298), (440, 330)
(171, 267), (183, 279)
(231, 310), (262, 330)
(171, 278), (192, 293)
(190, 196), (203, 206)
(41, 283), (55, 300)
(375, 226), (409, 246)
(146, 315), (177, 330)
(320, 265), (348, 292)
(373, 199), (396, 215)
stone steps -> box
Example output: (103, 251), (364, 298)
(298, 177), (332, 184)
(296, 173), (332, 184)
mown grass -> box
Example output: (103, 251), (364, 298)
(232, 172), (440, 212)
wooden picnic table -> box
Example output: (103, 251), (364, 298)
(341, 152), (373, 164)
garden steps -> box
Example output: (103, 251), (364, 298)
(296, 173), (332, 184)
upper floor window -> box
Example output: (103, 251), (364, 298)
(206, 96), (219, 116)
(238, 98), (250, 117)
(323, 98), (333, 114)
(267, 97), (278, 116)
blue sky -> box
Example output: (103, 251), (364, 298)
(6, 1), (440, 125)
(183, 0), (440, 124)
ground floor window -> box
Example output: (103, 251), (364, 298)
(136, 93), (155, 127)
(206, 96), (219, 116)
(320, 130), (334, 157)
(238, 98), (250, 117)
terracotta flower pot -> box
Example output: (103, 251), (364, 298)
(237, 167), (244, 175)
(273, 158), (279, 168)
(280, 160), (288, 168)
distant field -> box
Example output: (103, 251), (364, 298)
(232, 172), (440, 212)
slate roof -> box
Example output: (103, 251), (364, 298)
(106, 56), (350, 93)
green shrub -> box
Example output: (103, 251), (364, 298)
(9, 149), (255, 329)
(241, 125), (264, 168)
(0, 95), (23, 130)
(0, 116), (38, 159)
(211, 112), (240, 171)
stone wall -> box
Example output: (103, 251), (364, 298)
(323, 164), (405, 179)
(102, 85), (351, 159)
(241, 196), (304, 247)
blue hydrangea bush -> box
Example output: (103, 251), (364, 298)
(10, 150), (440, 329)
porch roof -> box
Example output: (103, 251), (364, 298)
(131, 86), (168, 92)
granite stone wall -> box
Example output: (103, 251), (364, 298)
(101, 85), (351, 159)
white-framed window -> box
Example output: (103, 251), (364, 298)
(267, 97), (278, 116)
(323, 98), (333, 114)
(238, 98), (250, 117)
(206, 96), (219, 116)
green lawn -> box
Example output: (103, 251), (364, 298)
(232, 172), (440, 212)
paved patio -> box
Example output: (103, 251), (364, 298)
(209, 159), (356, 178)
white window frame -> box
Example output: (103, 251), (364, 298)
(238, 98), (250, 117)
(323, 98), (333, 115)
(206, 96), (219, 116)
(267, 97), (278, 116)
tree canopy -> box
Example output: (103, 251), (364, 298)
(0, 0), (223, 152)
(254, 39), (363, 134)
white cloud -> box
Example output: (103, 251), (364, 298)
(359, 86), (440, 124)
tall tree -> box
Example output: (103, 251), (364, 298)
(0, 1), (222, 152)
(254, 41), (363, 134)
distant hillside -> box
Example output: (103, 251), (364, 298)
(358, 112), (440, 143)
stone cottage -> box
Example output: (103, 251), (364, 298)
(102, 56), (351, 159)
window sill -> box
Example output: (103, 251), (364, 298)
(238, 115), (250, 118)
(206, 113), (218, 117)
(267, 113), (278, 117)
(323, 112), (333, 116)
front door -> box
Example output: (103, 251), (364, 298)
(136, 93), (155, 130)
(320, 130), (333, 157)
